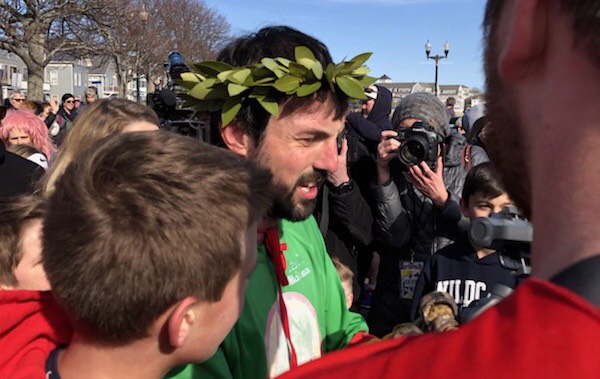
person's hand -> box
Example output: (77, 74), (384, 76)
(376, 130), (400, 185)
(327, 137), (350, 187)
(405, 156), (449, 208)
(377, 130), (400, 168)
(50, 98), (59, 114)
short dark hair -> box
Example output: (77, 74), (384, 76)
(462, 162), (507, 203)
(210, 25), (349, 146)
(43, 131), (272, 344)
(0, 195), (45, 287)
(484, 1), (600, 62)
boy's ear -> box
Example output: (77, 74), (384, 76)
(167, 297), (198, 348)
(498, 0), (549, 81)
(220, 120), (255, 157)
(346, 293), (354, 310)
(460, 198), (469, 218)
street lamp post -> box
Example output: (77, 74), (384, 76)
(425, 40), (450, 97)
(135, 6), (149, 102)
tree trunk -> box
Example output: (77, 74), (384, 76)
(27, 68), (45, 101)
(27, 33), (47, 101)
(118, 70), (128, 98)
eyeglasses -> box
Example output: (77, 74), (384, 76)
(74, 99), (81, 103)
(12, 98), (26, 102)
(64, 100), (74, 104)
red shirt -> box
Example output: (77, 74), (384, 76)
(278, 278), (600, 379)
(0, 290), (71, 379)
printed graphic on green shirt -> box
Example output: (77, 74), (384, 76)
(265, 292), (321, 377)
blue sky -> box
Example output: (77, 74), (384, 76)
(203, 0), (488, 90)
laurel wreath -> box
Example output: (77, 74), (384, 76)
(178, 46), (377, 126)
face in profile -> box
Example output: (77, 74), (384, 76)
(483, 20), (532, 217)
(252, 101), (343, 221)
(8, 129), (32, 146)
(13, 219), (50, 291)
(186, 222), (258, 361)
(40, 106), (52, 121)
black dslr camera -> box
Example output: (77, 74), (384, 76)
(394, 122), (443, 170)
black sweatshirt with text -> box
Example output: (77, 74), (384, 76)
(411, 233), (520, 320)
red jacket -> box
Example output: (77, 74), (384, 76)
(0, 290), (71, 379)
(278, 278), (600, 379)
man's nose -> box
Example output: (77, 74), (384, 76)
(314, 138), (339, 174)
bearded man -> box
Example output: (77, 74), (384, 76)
(167, 26), (373, 379)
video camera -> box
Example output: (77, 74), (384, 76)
(148, 52), (210, 141)
(469, 206), (532, 276)
(393, 121), (443, 170)
(461, 207), (533, 322)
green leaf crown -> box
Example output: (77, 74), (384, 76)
(178, 46), (377, 126)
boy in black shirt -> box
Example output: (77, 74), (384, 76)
(411, 163), (519, 320)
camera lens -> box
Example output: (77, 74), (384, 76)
(400, 140), (426, 164)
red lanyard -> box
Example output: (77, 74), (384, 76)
(259, 227), (299, 369)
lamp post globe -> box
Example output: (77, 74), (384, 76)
(425, 40), (450, 97)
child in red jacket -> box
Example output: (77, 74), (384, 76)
(0, 195), (71, 379)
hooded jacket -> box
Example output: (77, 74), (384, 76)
(346, 85), (393, 154)
(0, 290), (72, 379)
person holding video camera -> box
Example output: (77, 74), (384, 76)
(367, 92), (488, 336)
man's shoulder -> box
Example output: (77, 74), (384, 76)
(278, 278), (600, 379)
(281, 216), (322, 242)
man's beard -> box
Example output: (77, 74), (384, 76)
(269, 171), (327, 222)
(484, 34), (533, 218)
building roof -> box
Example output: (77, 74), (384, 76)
(88, 57), (112, 75)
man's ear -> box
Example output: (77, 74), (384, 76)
(167, 297), (198, 348)
(498, 0), (550, 81)
(220, 120), (255, 157)
(460, 198), (469, 218)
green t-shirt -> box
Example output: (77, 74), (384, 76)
(167, 216), (368, 379)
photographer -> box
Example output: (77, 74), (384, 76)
(368, 92), (488, 336)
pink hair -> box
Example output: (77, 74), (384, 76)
(0, 110), (55, 160)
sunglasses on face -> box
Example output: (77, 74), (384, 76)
(65, 100), (74, 104)
(13, 98), (26, 102)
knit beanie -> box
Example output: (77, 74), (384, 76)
(391, 92), (450, 138)
(61, 93), (74, 103)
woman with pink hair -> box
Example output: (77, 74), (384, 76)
(0, 110), (55, 161)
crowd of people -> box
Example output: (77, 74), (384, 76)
(0, 0), (598, 378)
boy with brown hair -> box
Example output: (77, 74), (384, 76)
(0, 195), (71, 379)
(42, 131), (272, 379)
(410, 162), (520, 320)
